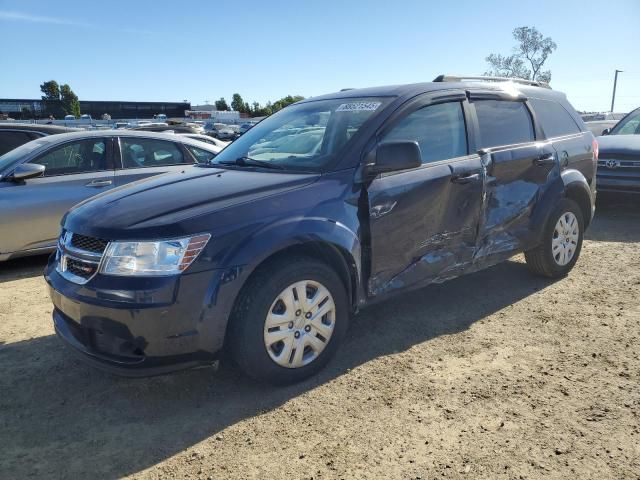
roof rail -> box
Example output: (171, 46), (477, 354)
(433, 74), (551, 89)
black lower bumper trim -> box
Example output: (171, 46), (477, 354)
(53, 309), (216, 378)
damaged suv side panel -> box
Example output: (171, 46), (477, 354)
(363, 86), (595, 300)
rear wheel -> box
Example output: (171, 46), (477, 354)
(228, 256), (349, 384)
(525, 198), (584, 278)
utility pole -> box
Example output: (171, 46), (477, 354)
(610, 69), (623, 112)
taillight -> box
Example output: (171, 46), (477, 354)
(592, 139), (599, 161)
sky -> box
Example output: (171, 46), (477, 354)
(1, 0), (639, 113)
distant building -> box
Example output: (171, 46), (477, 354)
(191, 104), (216, 112)
(0, 98), (191, 119)
(186, 109), (243, 123)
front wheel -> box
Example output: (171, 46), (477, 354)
(525, 198), (584, 278)
(227, 256), (349, 384)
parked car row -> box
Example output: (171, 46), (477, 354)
(582, 112), (627, 136)
(204, 121), (257, 140)
(0, 131), (221, 261)
(595, 106), (640, 195)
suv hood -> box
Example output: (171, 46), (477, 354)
(597, 135), (640, 157)
(64, 167), (319, 238)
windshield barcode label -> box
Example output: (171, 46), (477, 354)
(336, 102), (381, 112)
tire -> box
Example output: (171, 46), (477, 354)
(525, 198), (584, 278)
(227, 255), (349, 385)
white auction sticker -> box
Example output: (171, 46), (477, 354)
(336, 102), (381, 112)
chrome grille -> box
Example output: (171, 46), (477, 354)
(56, 230), (107, 285)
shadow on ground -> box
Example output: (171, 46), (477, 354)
(0, 203), (636, 478)
(0, 254), (49, 284)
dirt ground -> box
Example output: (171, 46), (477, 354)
(1, 198), (638, 480)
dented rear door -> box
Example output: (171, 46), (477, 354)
(475, 142), (557, 262)
(469, 95), (558, 264)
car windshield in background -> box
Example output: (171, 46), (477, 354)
(610, 109), (640, 135)
(209, 97), (390, 172)
(0, 139), (49, 173)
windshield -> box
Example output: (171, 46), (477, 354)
(0, 139), (49, 174)
(210, 97), (390, 172)
(610, 108), (640, 135)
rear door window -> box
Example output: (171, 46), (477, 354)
(0, 131), (34, 156)
(120, 138), (190, 168)
(529, 98), (581, 138)
(30, 138), (108, 176)
(383, 102), (468, 164)
(474, 100), (534, 148)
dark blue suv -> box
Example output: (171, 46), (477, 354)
(45, 76), (597, 384)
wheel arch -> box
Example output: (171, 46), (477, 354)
(528, 169), (593, 249)
(563, 176), (593, 229)
(244, 241), (359, 310)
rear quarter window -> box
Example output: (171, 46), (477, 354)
(474, 100), (534, 149)
(530, 98), (581, 138)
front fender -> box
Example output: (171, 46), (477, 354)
(220, 215), (362, 276)
(195, 216), (363, 353)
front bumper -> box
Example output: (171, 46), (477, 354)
(45, 255), (236, 376)
(597, 172), (640, 195)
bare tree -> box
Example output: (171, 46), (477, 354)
(485, 26), (557, 83)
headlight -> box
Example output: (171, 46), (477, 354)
(100, 234), (211, 276)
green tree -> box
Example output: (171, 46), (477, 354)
(40, 80), (81, 117)
(215, 97), (229, 111)
(485, 26), (557, 83)
(231, 93), (244, 112)
(270, 95), (304, 114)
(60, 83), (81, 117)
(245, 95), (305, 118)
(40, 80), (63, 118)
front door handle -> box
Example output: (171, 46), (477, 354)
(533, 154), (556, 166)
(85, 179), (113, 187)
(451, 173), (480, 184)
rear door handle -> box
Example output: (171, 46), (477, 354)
(451, 173), (480, 184)
(85, 179), (113, 187)
(533, 154), (556, 166)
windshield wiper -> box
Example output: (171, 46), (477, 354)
(217, 156), (285, 170)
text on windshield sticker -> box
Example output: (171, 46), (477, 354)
(336, 102), (381, 112)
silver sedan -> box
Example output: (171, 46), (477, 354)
(0, 130), (220, 261)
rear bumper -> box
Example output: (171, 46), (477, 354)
(45, 255), (241, 376)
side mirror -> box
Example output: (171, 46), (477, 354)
(370, 141), (422, 174)
(11, 163), (45, 181)
(601, 128), (611, 136)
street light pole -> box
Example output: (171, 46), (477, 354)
(611, 69), (623, 112)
